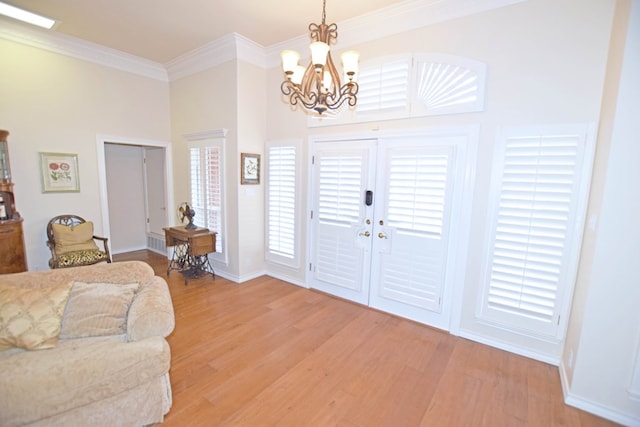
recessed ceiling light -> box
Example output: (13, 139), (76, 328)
(0, 1), (56, 29)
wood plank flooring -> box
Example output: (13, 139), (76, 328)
(114, 250), (617, 426)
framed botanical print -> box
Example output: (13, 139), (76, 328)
(40, 152), (80, 192)
(241, 153), (260, 185)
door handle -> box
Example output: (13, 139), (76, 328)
(378, 232), (388, 239)
(365, 190), (373, 206)
(359, 231), (371, 237)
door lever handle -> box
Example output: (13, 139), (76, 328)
(359, 231), (371, 237)
(378, 232), (388, 239)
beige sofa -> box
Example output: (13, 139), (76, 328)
(0, 261), (175, 427)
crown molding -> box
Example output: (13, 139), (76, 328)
(166, 33), (266, 81)
(0, 18), (168, 81)
(0, 0), (525, 82)
(266, 0), (527, 68)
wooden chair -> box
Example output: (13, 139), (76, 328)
(46, 215), (112, 269)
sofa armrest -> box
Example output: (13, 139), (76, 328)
(127, 276), (175, 341)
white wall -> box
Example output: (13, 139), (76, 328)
(0, 39), (170, 270)
(265, 0), (615, 362)
(105, 143), (147, 253)
(561, 0), (640, 423)
(236, 61), (267, 280)
(169, 62), (241, 279)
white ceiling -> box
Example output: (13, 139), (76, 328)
(1, 0), (408, 64)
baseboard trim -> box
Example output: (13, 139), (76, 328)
(209, 269), (268, 284)
(112, 245), (147, 255)
(211, 270), (240, 283)
(559, 360), (640, 426)
(265, 272), (308, 289)
(237, 270), (268, 284)
(199, 268), (300, 285)
(146, 246), (167, 256)
(457, 329), (560, 366)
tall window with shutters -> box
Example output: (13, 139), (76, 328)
(265, 141), (300, 268)
(189, 143), (224, 254)
(478, 124), (595, 340)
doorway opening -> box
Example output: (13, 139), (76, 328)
(96, 135), (174, 255)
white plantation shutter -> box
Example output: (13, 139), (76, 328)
(377, 149), (453, 312)
(479, 125), (595, 338)
(309, 54), (486, 127)
(266, 143), (299, 267)
(356, 59), (410, 114)
(190, 145), (223, 253)
(413, 54), (486, 115)
(315, 150), (369, 291)
(386, 154), (449, 237)
(317, 156), (363, 224)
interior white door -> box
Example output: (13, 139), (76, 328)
(368, 138), (457, 329)
(308, 139), (377, 305)
(143, 147), (167, 236)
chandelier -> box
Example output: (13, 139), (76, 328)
(280, 0), (359, 115)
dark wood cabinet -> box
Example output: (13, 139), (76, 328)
(0, 129), (27, 273)
(0, 218), (27, 273)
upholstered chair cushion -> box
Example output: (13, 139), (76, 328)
(53, 249), (110, 268)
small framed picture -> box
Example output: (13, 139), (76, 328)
(241, 153), (260, 185)
(40, 152), (80, 193)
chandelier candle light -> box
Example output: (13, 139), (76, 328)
(280, 0), (359, 115)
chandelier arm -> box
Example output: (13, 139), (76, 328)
(324, 52), (342, 97)
(308, 23), (321, 42)
(310, 22), (337, 45)
(326, 23), (337, 45)
(281, 81), (323, 111)
(300, 63), (317, 97)
(324, 82), (359, 110)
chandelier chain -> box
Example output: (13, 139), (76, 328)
(322, 0), (326, 24)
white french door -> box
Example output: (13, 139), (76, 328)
(309, 139), (377, 305)
(309, 130), (475, 330)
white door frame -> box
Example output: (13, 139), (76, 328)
(96, 134), (174, 249)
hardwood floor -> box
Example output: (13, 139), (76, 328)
(114, 250), (617, 426)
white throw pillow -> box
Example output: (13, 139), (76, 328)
(59, 281), (140, 339)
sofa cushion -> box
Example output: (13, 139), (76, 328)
(60, 281), (140, 339)
(52, 221), (100, 254)
(0, 336), (170, 426)
(0, 281), (73, 351)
